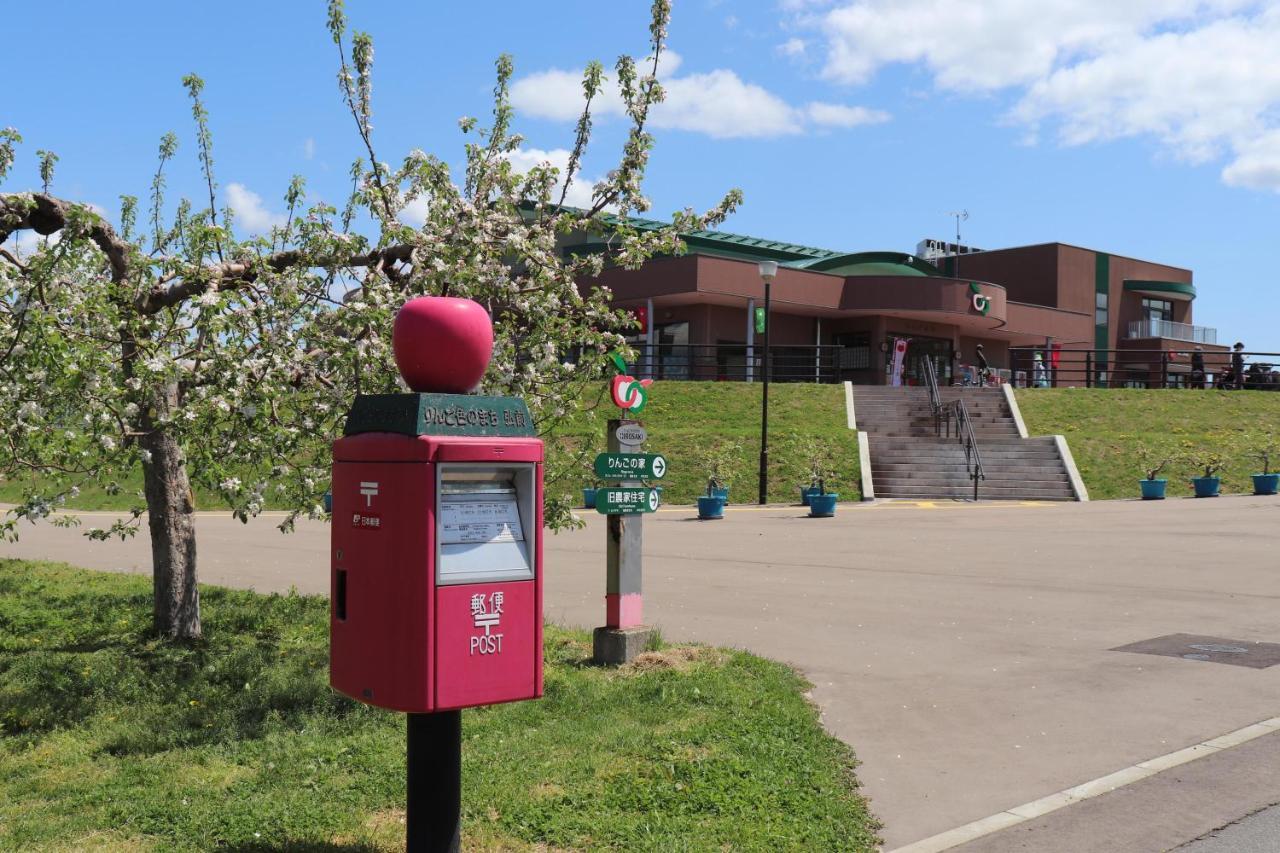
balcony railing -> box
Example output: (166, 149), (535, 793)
(1125, 318), (1217, 344)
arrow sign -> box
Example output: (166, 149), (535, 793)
(594, 453), (668, 481)
(595, 487), (662, 515)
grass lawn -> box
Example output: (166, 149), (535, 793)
(0, 559), (880, 851)
(1016, 388), (1280, 500)
(556, 380), (860, 506)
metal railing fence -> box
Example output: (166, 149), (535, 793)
(626, 344), (843, 383)
(1008, 348), (1280, 390)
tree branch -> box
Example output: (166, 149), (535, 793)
(133, 244), (414, 314)
(1, 192), (418, 313)
(1, 192), (130, 283)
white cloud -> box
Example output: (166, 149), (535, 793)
(510, 69), (597, 122)
(1222, 130), (1280, 190)
(503, 147), (601, 209)
(658, 71), (802, 137)
(805, 101), (890, 128)
(1, 229), (51, 256)
(778, 37), (808, 58)
(511, 49), (887, 139)
(226, 183), (286, 234)
(799, 1), (1280, 190)
(303, 138), (316, 160)
(399, 196), (431, 227)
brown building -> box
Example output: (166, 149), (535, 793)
(572, 220), (1223, 386)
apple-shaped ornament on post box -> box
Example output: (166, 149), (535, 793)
(332, 294), (542, 852)
(393, 295), (495, 393)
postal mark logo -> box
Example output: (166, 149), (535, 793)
(469, 591), (505, 656)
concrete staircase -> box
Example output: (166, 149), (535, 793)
(854, 386), (1080, 501)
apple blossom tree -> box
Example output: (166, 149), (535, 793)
(0, 0), (741, 640)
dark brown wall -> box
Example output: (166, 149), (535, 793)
(950, 244), (1061, 309)
(1105, 255), (1194, 348)
(1005, 302), (1094, 346)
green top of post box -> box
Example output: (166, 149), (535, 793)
(343, 393), (536, 438)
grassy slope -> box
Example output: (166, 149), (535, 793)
(556, 380), (860, 505)
(2, 382), (858, 512)
(1016, 388), (1280, 500)
(0, 559), (880, 851)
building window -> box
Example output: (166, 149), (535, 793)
(834, 332), (870, 370)
(656, 321), (689, 380)
(1142, 297), (1173, 323)
(1095, 291), (1108, 326)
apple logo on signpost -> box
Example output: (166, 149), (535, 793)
(393, 296), (494, 393)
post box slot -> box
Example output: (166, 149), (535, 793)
(436, 465), (536, 585)
(335, 568), (347, 621)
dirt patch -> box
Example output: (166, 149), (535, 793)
(621, 645), (727, 674)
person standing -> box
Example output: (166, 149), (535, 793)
(1231, 342), (1246, 389)
(976, 344), (990, 387)
(1190, 345), (1206, 389)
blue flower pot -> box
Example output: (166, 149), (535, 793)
(809, 493), (838, 517)
(1252, 473), (1279, 495)
(1139, 479), (1167, 500)
(1192, 476), (1221, 498)
(323, 491), (332, 512)
(800, 486), (821, 506)
(710, 487), (729, 503)
(583, 488), (598, 509)
(697, 495), (725, 520)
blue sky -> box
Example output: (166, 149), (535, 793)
(4, 0), (1280, 350)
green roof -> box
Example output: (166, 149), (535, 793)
(789, 251), (941, 277)
(593, 211), (846, 264)
(547, 204), (944, 275)
(1123, 280), (1196, 300)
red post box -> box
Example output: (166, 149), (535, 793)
(332, 297), (545, 850)
(330, 397), (544, 712)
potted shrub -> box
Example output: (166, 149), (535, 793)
(803, 440), (840, 518)
(1137, 449), (1171, 500)
(1189, 452), (1224, 498)
(791, 437), (823, 506)
(1251, 438), (1279, 495)
(695, 440), (741, 519)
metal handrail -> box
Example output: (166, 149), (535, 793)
(925, 356), (983, 498)
(941, 398), (985, 501)
(922, 356), (944, 435)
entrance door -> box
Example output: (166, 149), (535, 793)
(885, 334), (953, 385)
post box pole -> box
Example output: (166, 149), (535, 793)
(406, 710), (462, 853)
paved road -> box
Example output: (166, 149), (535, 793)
(1178, 802), (1280, 853)
(4, 495), (1280, 849)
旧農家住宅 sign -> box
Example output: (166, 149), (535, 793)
(595, 487), (661, 515)
(593, 453), (667, 481)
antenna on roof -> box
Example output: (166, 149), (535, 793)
(946, 210), (969, 276)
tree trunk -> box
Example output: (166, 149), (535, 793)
(139, 382), (201, 640)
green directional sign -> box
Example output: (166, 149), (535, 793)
(595, 487), (661, 515)
(594, 452), (668, 481)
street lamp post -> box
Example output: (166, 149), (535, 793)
(757, 261), (777, 505)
